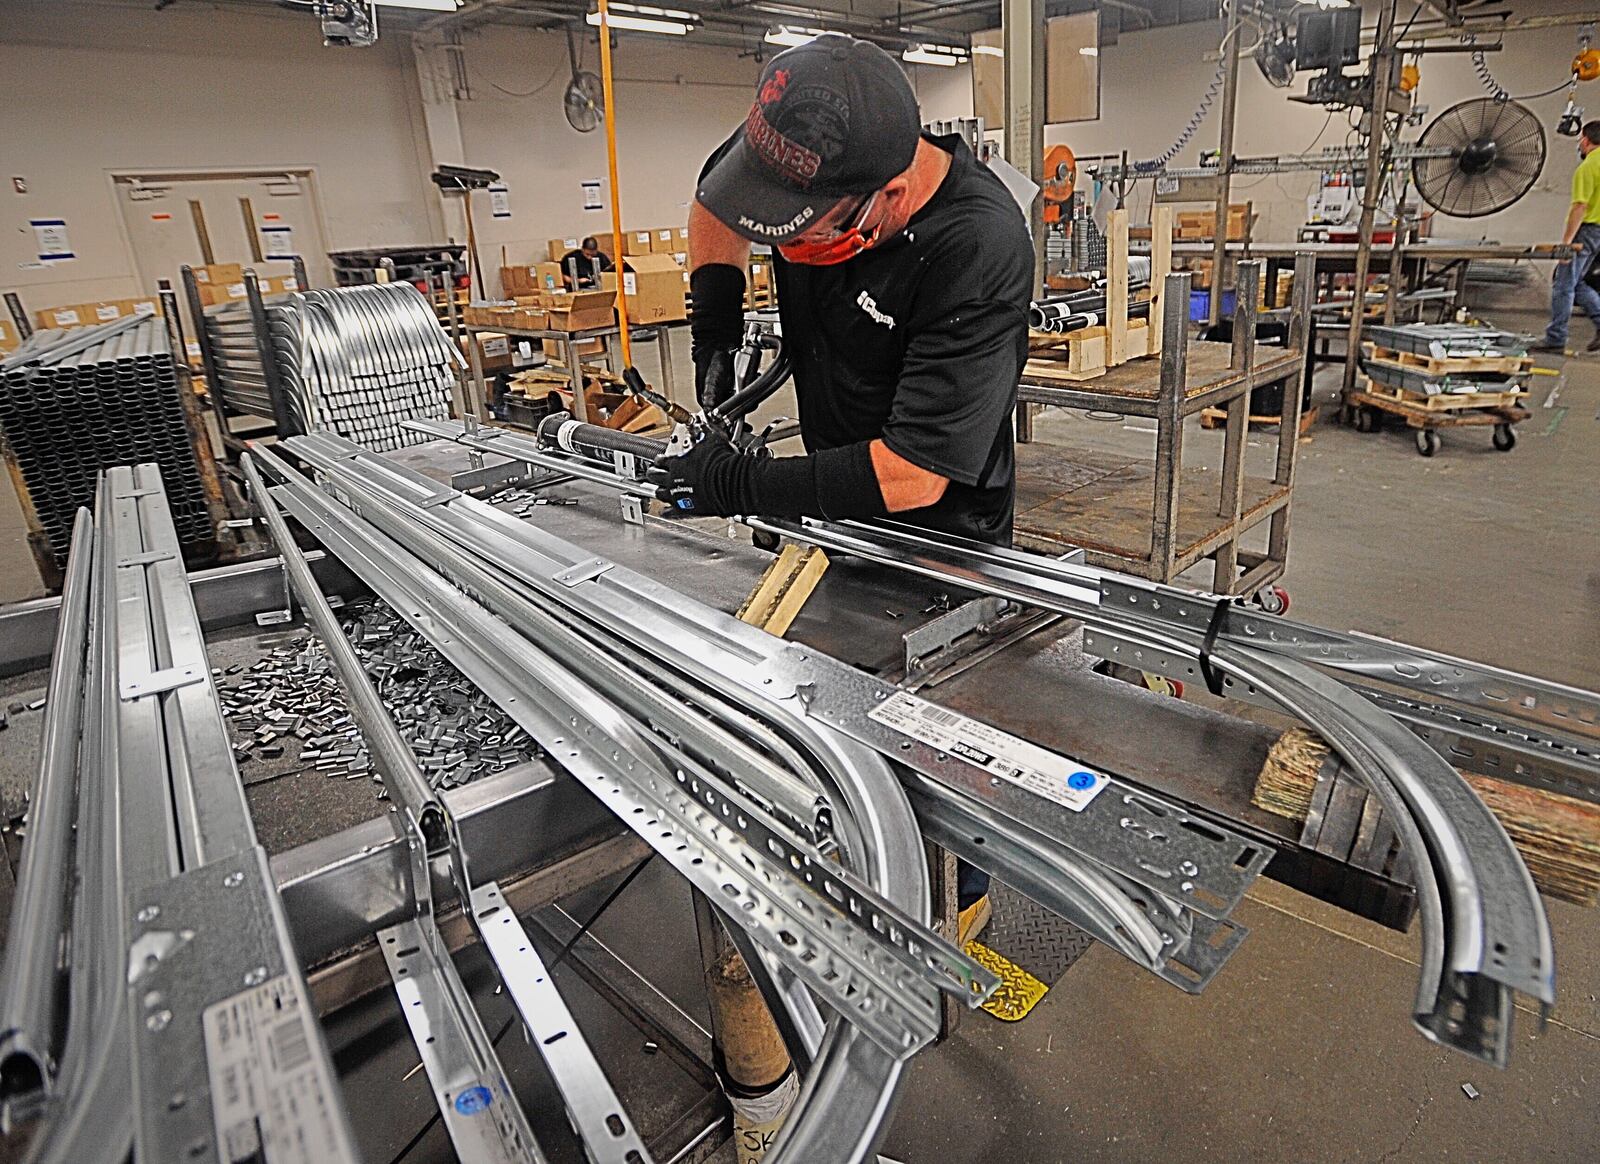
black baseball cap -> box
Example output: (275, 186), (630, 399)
(697, 34), (922, 244)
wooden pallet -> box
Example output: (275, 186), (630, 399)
(1364, 342), (1533, 377)
(1025, 321), (1151, 382)
(1355, 375), (1525, 413)
(1200, 403), (1319, 434)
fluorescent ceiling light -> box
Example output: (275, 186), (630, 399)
(375, 0), (460, 11)
(971, 45), (1004, 58)
(586, 4), (694, 35)
(765, 26), (826, 48)
(1079, 46), (1098, 56)
(902, 45), (967, 67)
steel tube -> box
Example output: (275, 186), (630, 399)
(240, 451), (445, 849)
(0, 510), (93, 1101)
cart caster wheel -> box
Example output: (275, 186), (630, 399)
(1415, 429), (1441, 457)
(1355, 407), (1379, 433)
(751, 529), (781, 553)
(1493, 423), (1516, 451)
(1254, 585), (1291, 616)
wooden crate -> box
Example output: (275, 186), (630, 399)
(1357, 375), (1525, 413)
(1363, 342), (1532, 377)
(1026, 320), (1150, 382)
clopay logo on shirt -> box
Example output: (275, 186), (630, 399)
(856, 289), (895, 329)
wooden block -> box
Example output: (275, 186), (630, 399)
(1149, 205), (1174, 356)
(1107, 208), (1129, 367)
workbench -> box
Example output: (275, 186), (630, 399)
(0, 441), (1426, 1163)
(1017, 257), (1312, 597)
(460, 318), (686, 423)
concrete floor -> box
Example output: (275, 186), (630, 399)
(0, 284), (1595, 1160)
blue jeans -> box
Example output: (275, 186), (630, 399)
(1546, 222), (1600, 346)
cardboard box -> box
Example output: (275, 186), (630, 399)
(463, 331), (513, 372)
(601, 253), (686, 325)
(34, 297), (162, 330)
(192, 262), (244, 285)
(503, 262), (567, 295)
(673, 226), (690, 248)
(547, 236), (582, 263)
(543, 288), (616, 332)
(650, 228), (679, 255)
(198, 280), (248, 307)
(260, 275), (300, 297)
(0, 319), (19, 355)
(623, 230), (654, 257)
(541, 336), (608, 361)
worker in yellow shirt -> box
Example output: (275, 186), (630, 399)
(1536, 120), (1600, 354)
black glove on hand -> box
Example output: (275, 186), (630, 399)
(690, 264), (747, 413)
(647, 437), (891, 521)
(695, 347), (737, 413)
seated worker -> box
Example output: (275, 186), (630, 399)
(560, 236), (615, 290)
(650, 33), (1033, 939)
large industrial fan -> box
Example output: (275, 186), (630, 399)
(563, 27), (604, 133)
(1411, 98), (1546, 218)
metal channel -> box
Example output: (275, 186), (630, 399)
(379, 915), (545, 1164)
(297, 435), (1270, 923)
(470, 881), (652, 1164)
(402, 434), (1560, 1069)
(258, 454), (927, 1164)
(280, 437), (988, 1004)
(260, 455), (950, 1059)
(126, 848), (361, 1164)
(0, 510), (93, 1103)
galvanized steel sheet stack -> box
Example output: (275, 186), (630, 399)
(205, 282), (456, 452)
(0, 316), (211, 567)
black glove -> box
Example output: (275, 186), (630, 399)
(647, 436), (891, 521)
(690, 264), (747, 412)
(695, 346), (738, 413)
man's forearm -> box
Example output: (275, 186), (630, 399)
(689, 200), (751, 271)
(1563, 203), (1587, 246)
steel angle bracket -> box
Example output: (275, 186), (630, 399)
(125, 847), (360, 1163)
(268, 472), (959, 1059)
(379, 915), (546, 1164)
(1100, 578), (1600, 803)
(467, 882), (650, 1164)
(290, 438), (1271, 925)
(905, 773), (1246, 994)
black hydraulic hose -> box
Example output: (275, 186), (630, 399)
(1030, 299), (1153, 334)
(710, 346), (794, 424)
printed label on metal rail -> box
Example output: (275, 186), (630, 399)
(203, 974), (350, 1164)
(869, 692), (1109, 812)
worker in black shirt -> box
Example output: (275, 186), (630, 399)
(650, 33), (1032, 936)
(652, 33), (1031, 545)
(560, 236), (614, 289)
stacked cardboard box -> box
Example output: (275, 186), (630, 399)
(0, 319), (20, 355)
(35, 297), (162, 330)
(502, 263), (566, 296)
(1175, 204), (1254, 241)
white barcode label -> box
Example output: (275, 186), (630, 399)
(203, 974), (352, 1163)
(868, 692), (1108, 812)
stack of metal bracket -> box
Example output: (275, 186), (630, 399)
(1362, 322), (1534, 397)
(418, 414), (1580, 1071)
(204, 282), (455, 452)
(0, 316), (212, 568)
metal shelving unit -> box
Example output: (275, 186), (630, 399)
(1015, 256), (1315, 598)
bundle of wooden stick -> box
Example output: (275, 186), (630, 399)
(1254, 728), (1600, 907)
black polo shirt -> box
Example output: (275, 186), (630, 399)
(706, 132), (1033, 544)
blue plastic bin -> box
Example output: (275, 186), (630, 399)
(1189, 289), (1237, 322)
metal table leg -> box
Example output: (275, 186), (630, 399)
(565, 335), (589, 422)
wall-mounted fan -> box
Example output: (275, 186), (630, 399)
(563, 27), (604, 133)
(1412, 98), (1546, 218)
(1254, 22), (1297, 89)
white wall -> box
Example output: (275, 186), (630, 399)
(0, 0), (439, 307)
(449, 27), (760, 266)
(930, 2), (1590, 244)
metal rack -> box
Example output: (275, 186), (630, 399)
(1015, 256), (1314, 598)
(461, 319), (683, 423)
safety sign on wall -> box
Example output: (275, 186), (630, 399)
(489, 182), (511, 218)
(582, 180), (603, 211)
(260, 224), (296, 258)
(31, 218), (74, 262)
